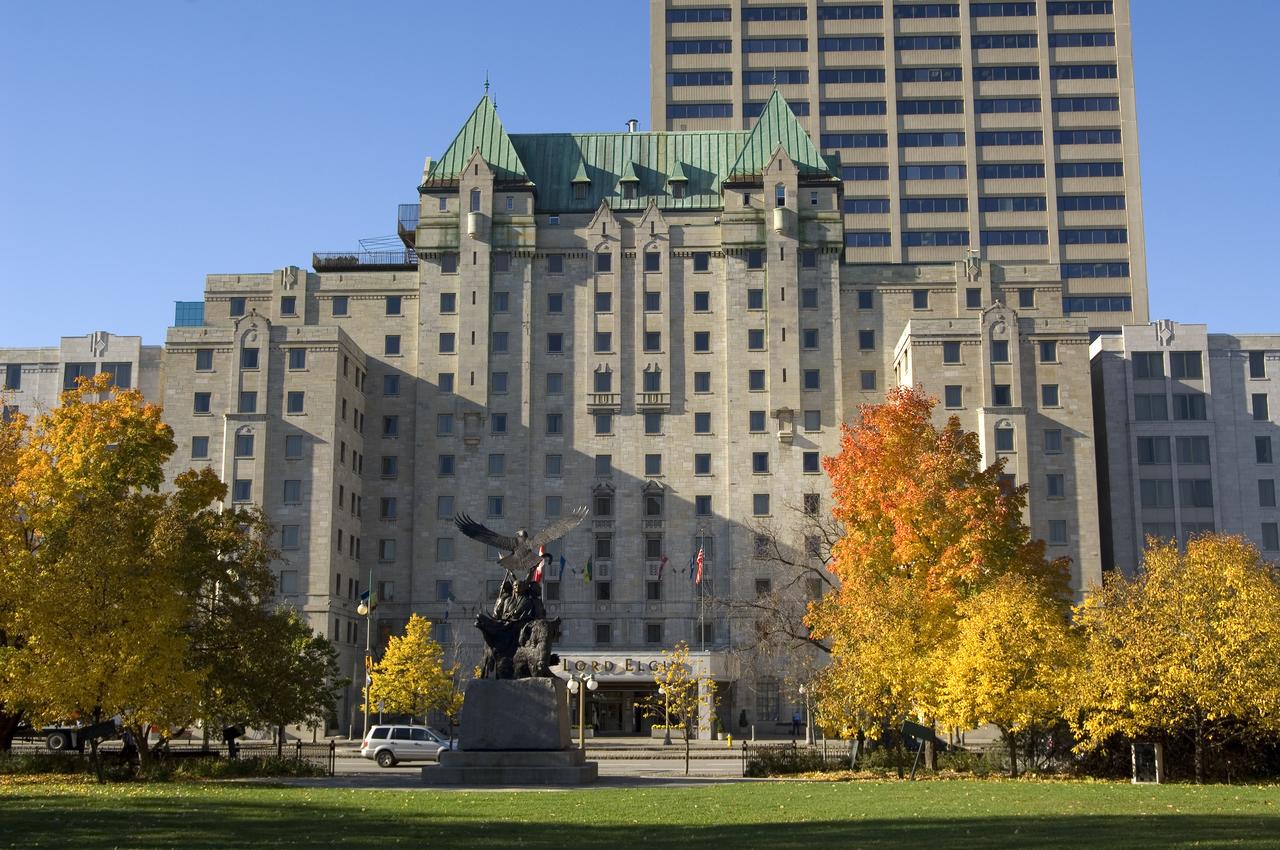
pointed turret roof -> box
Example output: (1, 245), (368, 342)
(423, 95), (529, 185)
(570, 157), (591, 184)
(727, 90), (836, 180)
(667, 160), (689, 183)
(618, 160), (640, 183)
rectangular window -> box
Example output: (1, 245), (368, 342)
(694, 412), (712, 434)
(1249, 351), (1267, 379)
(1140, 479), (1174, 509)
(492, 292), (510, 313)
(381, 455), (398, 477)
(441, 253), (459, 274)
(803, 451), (820, 474)
(1042, 384), (1060, 407)
(993, 385), (1012, 407)
(595, 332), (612, 353)
(995, 427), (1015, 452)
(752, 452), (770, 474)
(1259, 479), (1276, 508)
(240, 347), (259, 369)
(546, 372), (563, 394)
(747, 249), (764, 270)
(438, 454), (455, 476)
(437, 413), (453, 435)
(1177, 436), (1211, 465)
(546, 413), (563, 435)
(488, 496), (503, 517)
(1137, 436), (1171, 465)
(943, 341), (962, 364)
(382, 415), (399, 436)
(1040, 341), (1057, 363)
(193, 392), (212, 414)
(747, 329), (765, 351)
(239, 391), (257, 414)
(695, 453), (712, 475)
(644, 454), (662, 477)
(858, 330), (875, 351)
(1263, 523), (1280, 552)
(944, 385), (962, 408)
(804, 289), (821, 309)
(804, 370), (821, 391)
(285, 392), (305, 414)
(282, 479), (301, 504)
(234, 433), (254, 458)
(232, 479), (251, 502)
(1135, 394), (1168, 421)
(1259, 437), (1274, 464)
(594, 413), (612, 435)
(749, 410), (767, 432)
(644, 291), (661, 312)
(748, 370), (766, 391)
(491, 413), (507, 434)
(804, 410), (821, 432)
(331, 296), (348, 316)
(1170, 352), (1203, 380)
(229, 297), (246, 317)
(1254, 393), (1270, 421)
(492, 371), (509, 394)
(1179, 479), (1214, 509)
(1046, 473), (1065, 499)
(753, 493), (771, 516)
(644, 412), (663, 434)
(1044, 429), (1063, 454)
(1174, 394), (1208, 421)
(191, 436), (210, 459)
(384, 335), (401, 356)
(644, 331), (662, 352)
(439, 333), (455, 353)
(1048, 520), (1068, 546)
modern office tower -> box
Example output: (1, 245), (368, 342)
(0, 332), (163, 421)
(1092, 323), (1280, 576)
(651, 0), (1147, 332)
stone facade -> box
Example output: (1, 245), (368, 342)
(1092, 322), (1280, 575)
(0, 332), (163, 420)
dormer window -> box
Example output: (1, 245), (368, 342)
(671, 182), (685, 199)
(574, 183), (588, 201)
(623, 183), (638, 200)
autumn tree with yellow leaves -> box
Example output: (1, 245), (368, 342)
(807, 386), (1071, 754)
(366, 615), (462, 726)
(938, 574), (1080, 777)
(0, 375), (339, 761)
(1071, 534), (1280, 783)
(636, 640), (718, 775)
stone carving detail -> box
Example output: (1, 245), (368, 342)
(965, 250), (982, 282)
(90, 332), (109, 357)
(1156, 319), (1176, 347)
(454, 508), (589, 680)
(281, 266), (300, 290)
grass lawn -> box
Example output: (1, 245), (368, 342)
(1, 778), (1277, 849)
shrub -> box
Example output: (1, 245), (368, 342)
(0, 752), (88, 775)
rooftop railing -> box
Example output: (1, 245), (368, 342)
(312, 250), (418, 271)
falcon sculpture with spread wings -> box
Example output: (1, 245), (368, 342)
(454, 506), (590, 580)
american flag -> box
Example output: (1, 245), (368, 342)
(694, 546), (705, 586)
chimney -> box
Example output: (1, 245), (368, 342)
(626, 118), (639, 133)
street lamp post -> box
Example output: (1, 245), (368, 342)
(659, 685), (672, 746)
(565, 673), (597, 750)
(356, 597), (372, 741)
(798, 684), (814, 746)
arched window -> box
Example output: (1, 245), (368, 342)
(775, 183), (786, 208)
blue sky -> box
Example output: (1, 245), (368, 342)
(1, 1), (1276, 346)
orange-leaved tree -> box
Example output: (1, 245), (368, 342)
(807, 385), (1070, 743)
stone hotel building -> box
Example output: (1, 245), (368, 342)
(1, 0), (1277, 737)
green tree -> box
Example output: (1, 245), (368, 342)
(366, 615), (459, 724)
(1072, 534), (1280, 783)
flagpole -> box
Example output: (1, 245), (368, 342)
(359, 568), (374, 741)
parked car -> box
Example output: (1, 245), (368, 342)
(360, 725), (455, 767)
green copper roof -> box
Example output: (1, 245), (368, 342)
(423, 92), (836, 212)
(508, 131), (749, 212)
(728, 90), (836, 180)
(426, 95), (529, 184)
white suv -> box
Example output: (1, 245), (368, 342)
(360, 725), (454, 767)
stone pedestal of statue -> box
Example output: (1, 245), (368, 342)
(421, 678), (598, 786)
